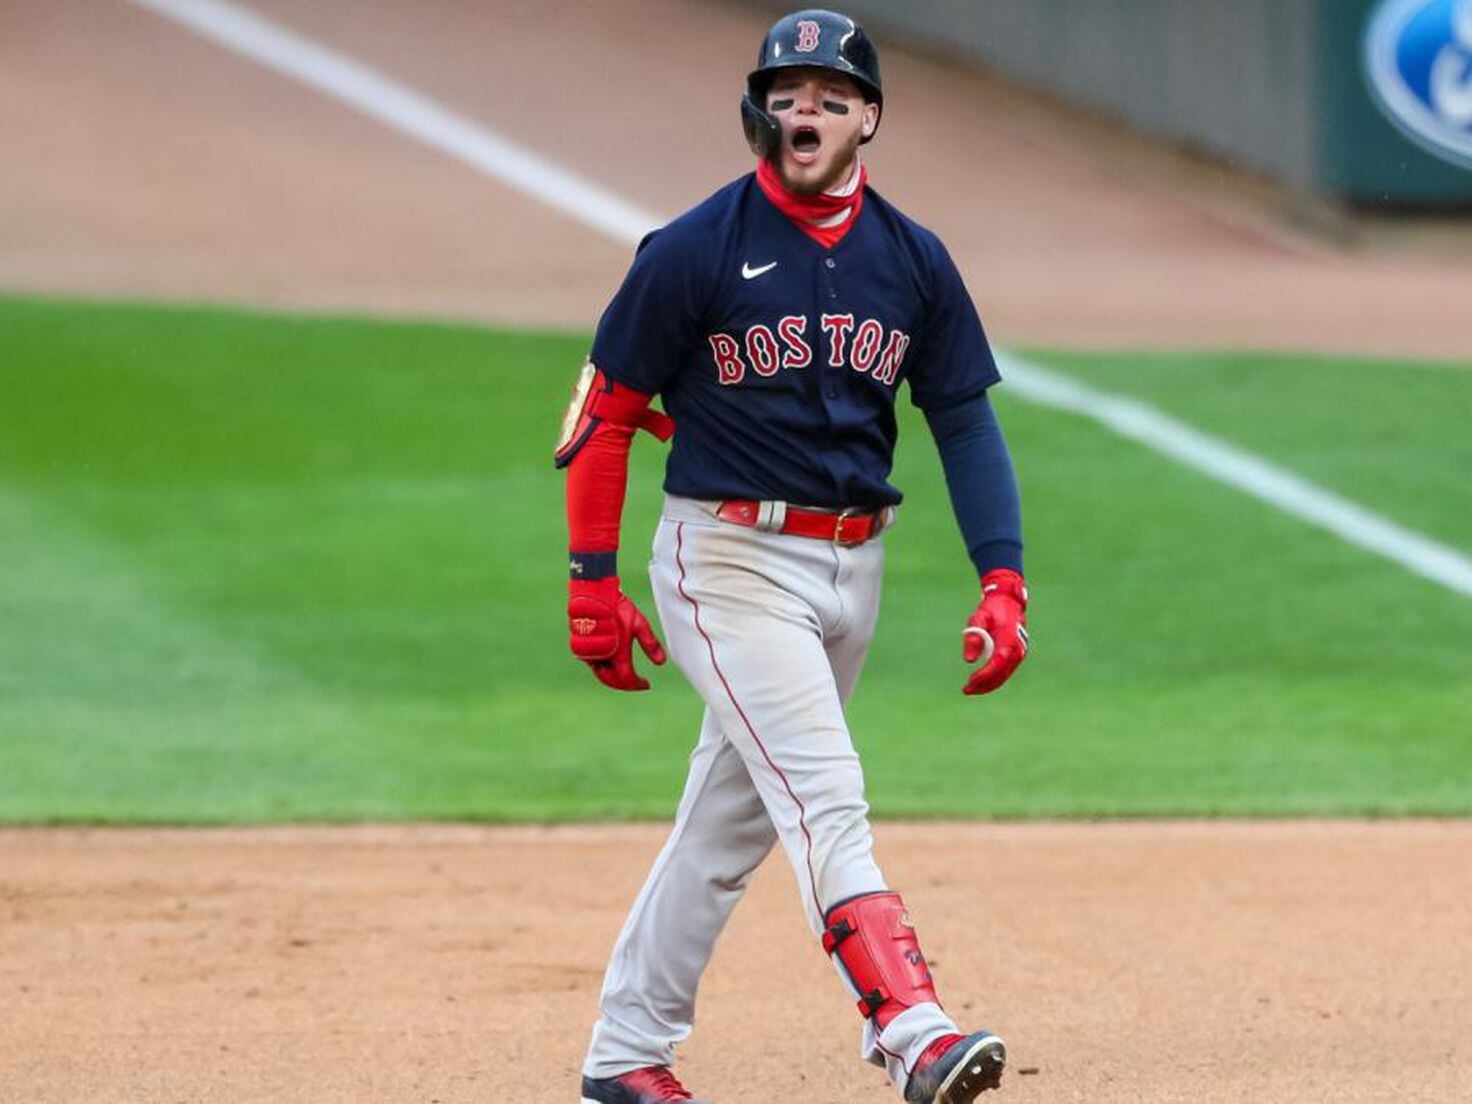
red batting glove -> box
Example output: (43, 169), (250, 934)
(568, 576), (666, 691)
(962, 568), (1030, 695)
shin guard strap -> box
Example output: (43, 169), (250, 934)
(821, 891), (939, 1031)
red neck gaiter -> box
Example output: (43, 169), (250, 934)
(756, 157), (867, 250)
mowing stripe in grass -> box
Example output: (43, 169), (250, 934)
(0, 482), (314, 706)
(127, 0), (1472, 600)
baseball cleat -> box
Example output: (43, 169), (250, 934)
(903, 1031), (1006, 1104)
(580, 1064), (707, 1103)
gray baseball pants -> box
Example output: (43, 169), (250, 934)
(583, 495), (960, 1095)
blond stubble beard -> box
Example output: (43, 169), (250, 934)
(778, 130), (863, 195)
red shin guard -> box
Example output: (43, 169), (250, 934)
(821, 891), (940, 1030)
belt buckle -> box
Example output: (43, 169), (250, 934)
(833, 507), (866, 546)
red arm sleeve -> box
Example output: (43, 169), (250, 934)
(559, 366), (670, 580)
(566, 419), (635, 556)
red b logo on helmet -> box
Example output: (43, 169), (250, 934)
(794, 19), (821, 52)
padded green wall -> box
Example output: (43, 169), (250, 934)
(814, 0), (1472, 205)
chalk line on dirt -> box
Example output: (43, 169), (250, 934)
(125, 0), (662, 246)
(129, 0), (1472, 599)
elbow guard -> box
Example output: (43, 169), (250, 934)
(554, 362), (674, 469)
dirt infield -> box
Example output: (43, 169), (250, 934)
(4, 823), (1470, 1103)
(5, 0), (1472, 356)
(3, 2), (1472, 1101)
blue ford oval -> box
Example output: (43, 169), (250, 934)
(1364, 0), (1472, 169)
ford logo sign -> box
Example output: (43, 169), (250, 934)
(1364, 0), (1472, 169)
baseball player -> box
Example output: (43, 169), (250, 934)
(557, 10), (1028, 1103)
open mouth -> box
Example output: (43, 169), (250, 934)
(790, 125), (822, 164)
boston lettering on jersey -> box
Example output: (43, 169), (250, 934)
(708, 315), (911, 387)
(590, 174), (999, 509)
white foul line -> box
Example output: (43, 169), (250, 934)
(126, 0), (661, 247)
(998, 354), (1472, 597)
(131, 0), (1472, 598)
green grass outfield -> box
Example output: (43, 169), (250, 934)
(2, 296), (1470, 823)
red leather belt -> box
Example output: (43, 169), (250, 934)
(715, 500), (887, 545)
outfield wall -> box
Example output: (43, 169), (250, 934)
(809, 0), (1472, 206)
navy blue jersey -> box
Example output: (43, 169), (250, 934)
(589, 174), (1000, 509)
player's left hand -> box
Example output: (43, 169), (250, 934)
(568, 576), (667, 691)
(962, 568), (1029, 695)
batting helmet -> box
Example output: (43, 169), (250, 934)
(741, 9), (883, 158)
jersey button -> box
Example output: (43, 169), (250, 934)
(825, 258), (836, 269)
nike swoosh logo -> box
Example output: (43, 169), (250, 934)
(741, 261), (779, 280)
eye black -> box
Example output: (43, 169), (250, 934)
(770, 98), (795, 111)
(822, 100), (850, 115)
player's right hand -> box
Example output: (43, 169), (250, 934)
(568, 577), (667, 691)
